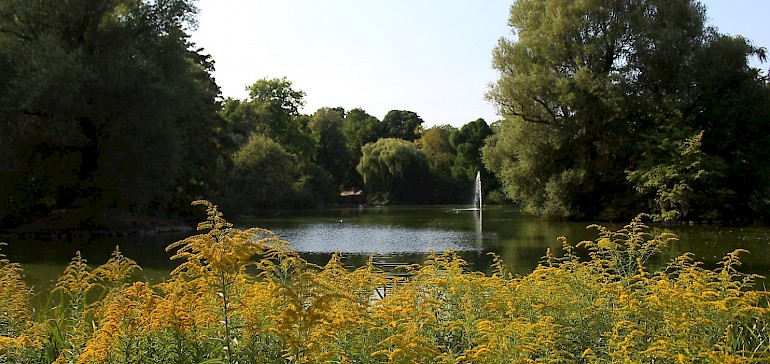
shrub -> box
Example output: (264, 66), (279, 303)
(1, 205), (769, 363)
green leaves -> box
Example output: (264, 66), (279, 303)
(357, 138), (430, 204)
(0, 0), (224, 221)
(485, 0), (770, 221)
(381, 110), (424, 142)
(226, 135), (301, 211)
(627, 130), (732, 221)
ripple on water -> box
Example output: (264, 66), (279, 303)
(272, 223), (485, 254)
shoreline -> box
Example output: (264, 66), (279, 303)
(0, 224), (193, 241)
(0, 208), (194, 241)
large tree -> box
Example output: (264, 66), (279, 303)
(484, 0), (770, 221)
(449, 119), (492, 185)
(417, 125), (461, 203)
(0, 0), (225, 222)
(221, 77), (316, 160)
(220, 79), (336, 210)
(309, 107), (349, 189)
(341, 108), (381, 189)
(381, 110), (424, 141)
(357, 138), (430, 204)
(227, 135), (303, 211)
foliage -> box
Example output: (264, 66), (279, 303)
(2, 205), (770, 362)
(223, 77), (317, 161)
(0, 0), (226, 222)
(220, 79), (342, 210)
(309, 107), (350, 189)
(689, 35), (770, 223)
(381, 110), (425, 142)
(226, 134), (311, 211)
(357, 138), (431, 204)
(484, 0), (770, 221)
(417, 126), (457, 172)
(449, 119), (493, 184)
(416, 125), (462, 203)
(483, 120), (592, 218)
(0, 243), (34, 359)
(342, 108), (382, 189)
(627, 130), (732, 222)
(0, 0), (493, 221)
(4, 0), (769, 228)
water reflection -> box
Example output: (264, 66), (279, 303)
(474, 208), (483, 249)
(4, 206), (770, 292)
(273, 223), (482, 254)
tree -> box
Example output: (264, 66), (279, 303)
(226, 135), (301, 211)
(418, 125), (457, 172)
(342, 108), (381, 189)
(483, 120), (590, 218)
(221, 78), (316, 160)
(416, 125), (461, 203)
(309, 107), (349, 189)
(165, 51), (231, 216)
(484, 0), (769, 221)
(628, 130), (731, 221)
(248, 77), (306, 116)
(687, 35), (770, 222)
(0, 0), (224, 222)
(356, 138), (430, 204)
(221, 80), (340, 209)
(449, 119), (492, 188)
(381, 110), (424, 141)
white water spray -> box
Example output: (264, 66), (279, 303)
(473, 171), (482, 210)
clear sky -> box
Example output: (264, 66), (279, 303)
(190, 0), (770, 128)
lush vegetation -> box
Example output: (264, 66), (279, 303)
(484, 0), (770, 222)
(1, 201), (769, 362)
(0, 0), (227, 222)
(2, 0), (769, 226)
(0, 0), (496, 229)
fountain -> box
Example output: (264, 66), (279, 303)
(473, 170), (482, 211)
(452, 171), (483, 212)
(472, 171), (483, 248)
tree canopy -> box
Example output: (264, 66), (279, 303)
(0, 0), (225, 222)
(484, 0), (770, 222)
(342, 108), (382, 189)
(222, 77), (316, 160)
(381, 110), (425, 141)
(227, 135), (303, 210)
(357, 138), (430, 204)
(309, 107), (349, 189)
(450, 119), (495, 189)
(6, 0), (768, 224)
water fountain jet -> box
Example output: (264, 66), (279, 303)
(473, 170), (482, 211)
(452, 171), (483, 212)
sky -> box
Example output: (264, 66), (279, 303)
(190, 0), (770, 128)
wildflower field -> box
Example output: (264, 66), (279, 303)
(2, 201), (769, 363)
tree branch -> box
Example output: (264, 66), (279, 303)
(532, 96), (558, 123)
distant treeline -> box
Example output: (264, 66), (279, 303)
(1, 0), (769, 226)
(0, 0), (495, 227)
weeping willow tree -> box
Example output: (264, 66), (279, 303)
(356, 138), (430, 204)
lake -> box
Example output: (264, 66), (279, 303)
(4, 205), (770, 295)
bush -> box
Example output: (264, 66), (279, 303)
(2, 204), (769, 363)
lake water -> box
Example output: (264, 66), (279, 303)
(4, 205), (770, 294)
